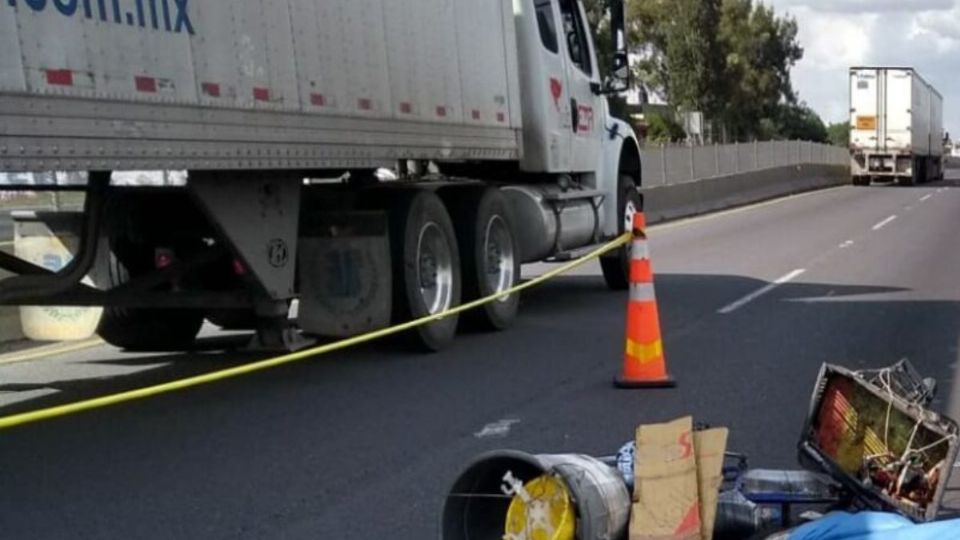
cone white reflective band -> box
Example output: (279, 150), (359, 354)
(630, 282), (656, 302)
(631, 239), (650, 261)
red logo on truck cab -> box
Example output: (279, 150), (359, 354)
(549, 78), (563, 110)
(577, 104), (594, 133)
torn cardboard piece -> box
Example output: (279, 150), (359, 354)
(630, 416), (702, 540)
(695, 428), (729, 540)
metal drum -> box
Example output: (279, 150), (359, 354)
(442, 450), (630, 540)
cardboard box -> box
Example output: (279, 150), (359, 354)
(630, 416), (702, 540)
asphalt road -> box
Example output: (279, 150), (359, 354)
(2, 175), (960, 538)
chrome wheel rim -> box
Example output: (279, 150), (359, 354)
(624, 197), (639, 261)
(417, 222), (454, 315)
(624, 197), (638, 232)
(483, 215), (515, 302)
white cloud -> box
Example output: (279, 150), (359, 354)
(774, 0), (953, 13)
(766, 0), (960, 135)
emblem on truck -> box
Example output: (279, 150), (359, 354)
(5, 0), (195, 35)
(267, 239), (289, 269)
(267, 238), (290, 268)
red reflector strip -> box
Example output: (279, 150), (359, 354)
(472, 109), (481, 120)
(436, 106), (447, 117)
(135, 76), (157, 93)
(45, 69), (73, 86)
(201, 82), (221, 97)
(496, 112), (506, 123)
(399, 102), (412, 114)
(358, 98), (372, 110)
(253, 87), (270, 101)
(310, 93), (326, 106)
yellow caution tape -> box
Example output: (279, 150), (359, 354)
(0, 233), (631, 430)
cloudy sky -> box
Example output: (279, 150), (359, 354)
(765, 0), (960, 135)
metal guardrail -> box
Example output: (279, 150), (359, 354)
(641, 141), (849, 188)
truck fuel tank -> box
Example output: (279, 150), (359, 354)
(501, 185), (602, 263)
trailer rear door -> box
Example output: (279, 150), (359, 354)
(850, 68), (880, 151)
(886, 69), (918, 154)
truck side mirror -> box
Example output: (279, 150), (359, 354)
(604, 0), (629, 94)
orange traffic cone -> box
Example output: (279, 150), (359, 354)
(615, 212), (676, 389)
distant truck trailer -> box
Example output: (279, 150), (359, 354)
(849, 67), (944, 186)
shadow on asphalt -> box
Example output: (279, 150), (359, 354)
(1, 272), (955, 421)
(1, 272), (960, 535)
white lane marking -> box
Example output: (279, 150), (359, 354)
(920, 194), (933, 202)
(474, 418), (520, 439)
(717, 269), (806, 315)
(839, 240), (854, 249)
(872, 215), (897, 231)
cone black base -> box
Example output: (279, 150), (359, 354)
(614, 375), (676, 389)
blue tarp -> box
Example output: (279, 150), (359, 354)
(789, 512), (960, 539)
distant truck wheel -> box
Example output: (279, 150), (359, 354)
(898, 176), (915, 187)
(388, 190), (462, 351)
(852, 176), (869, 186)
(601, 175), (642, 291)
(447, 187), (520, 331)
(97, 249), (203, 351)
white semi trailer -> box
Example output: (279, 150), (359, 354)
(0, 0), (642, 351)
(850, 67), (944, 186)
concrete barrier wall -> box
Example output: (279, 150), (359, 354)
(641, 164), (850, 224)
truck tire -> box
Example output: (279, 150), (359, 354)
(448, 188), (520, 331)
(600, 175), (642, 291)
(388, 191), (462, 351)
(96, 248), (204, 351)
(852, 176), (869, 186)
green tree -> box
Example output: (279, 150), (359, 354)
(663, 0), (722, 115)
(717, 0), (803, 139)
(623, 0), (802, 140)
(774, 104), (827, 142)
(586, 0), (805, 141)
(826, 122), (851, 147)
(628, 0), (722, 116)
(646, 112), (687, 143)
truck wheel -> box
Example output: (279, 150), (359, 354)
(600, 175), (642, 291)
(97, 248), (204, 351)
(389, 191), (462, 351)
(852, 176), (869, 186)
(448, 188), (520, 331)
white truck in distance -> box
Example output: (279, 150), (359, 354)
(849, 67), (944, 186)
(0, 0), (642, 352)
